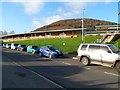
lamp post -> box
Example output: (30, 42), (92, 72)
(118, 12), (120, 33)
(82, 8), (85, 43)
(117, 1), (120, 33)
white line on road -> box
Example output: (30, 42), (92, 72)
(11, 60), (67, 89)
(72, 57), (79, 60)
(104, 71), (120, 77)
(62, 62), (71, 65)
(28, 69), (66, 89)
(84, 67), (91, 70)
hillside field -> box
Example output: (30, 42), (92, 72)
(9, 35), (120, 54)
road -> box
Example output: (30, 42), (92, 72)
(2, 47), (120, 89)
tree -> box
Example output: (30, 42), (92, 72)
(9, 30), (15, 35)
(2, 30), (8, 35)
(0, 31), (3, 36)
(0, 30), (9, 36)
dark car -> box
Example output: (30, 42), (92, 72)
(6, 43), (11, 48)
(39, 46), (63, 59)
(11, 43), (19, 50)
(17, 44), (27, 51)
(3, 43), (7, 48)
(27, 45), (39, 54)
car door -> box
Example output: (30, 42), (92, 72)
(30, 46), (34, 52)
(88, 45), (102, 63)
(100, 46), (116, 65)
(41, 47), (49, 56)
(28, 46), (32, 52)
(44, 47), (50, 56)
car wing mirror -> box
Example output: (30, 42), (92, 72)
(47, 49), (49, 51)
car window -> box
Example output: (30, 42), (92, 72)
(49, 46), (57, 50)
(80, 45), (87, 51)
(14, 44), (18, 46)
(41, 47), (47, 50)
(100, 46), (109, 52)
(108, 44), (119, 53)
(88, 45), (100, 51)
(32, 46), (38, 49)
(21, 45), (26, 47)
(28, 46), (31, 48)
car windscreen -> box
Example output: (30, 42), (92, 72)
(32, 46), (38, 49)
(80, 45), (88, 51)
(49, 46), (58, 50)
(108, 44), (119, 53)
(21, 45), (26, 47)
(14, 44), (18, 46)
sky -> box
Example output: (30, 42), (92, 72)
(0, 0), (120, 34)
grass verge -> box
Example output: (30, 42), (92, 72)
(8, 35), (120, 54)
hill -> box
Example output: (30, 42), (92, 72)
(34, 18), (116, 32)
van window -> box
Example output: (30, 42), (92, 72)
(88, 45), (100, 51)
(81, 45), (87, 51)
(108, 44), (119, 53)
(100, 46), (109, 52)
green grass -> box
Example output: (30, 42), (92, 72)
(9, 35), (102, 54)
(9, 35), (120, 54)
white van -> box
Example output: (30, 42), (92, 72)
(77, 44), (120, 72)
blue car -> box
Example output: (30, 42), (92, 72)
(39, 46), (63, 59)
(27, 45), (39, 54)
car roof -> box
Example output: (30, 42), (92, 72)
(41, 46), (51, 47)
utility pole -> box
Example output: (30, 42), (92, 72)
(117, 1), (120, 33)
(82, 8), (85, 43)
(117, 12), (120, 33)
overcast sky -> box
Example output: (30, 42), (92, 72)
(1, 0), (119, 34)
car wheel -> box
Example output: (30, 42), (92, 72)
(81, 57), (90, 66)
(49, 54), (52, 59)
(115, 62), (120, 73)
(39, 52), (42, 56)
(20, 49), (23, 51)
(32, 51), (35, 54)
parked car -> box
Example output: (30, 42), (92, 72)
(3, 43), (7, 48)
(17, 44), (27, 51)
(77, 44), (120, 72)
(39, 46), (63, 59)
(27, 45), (39, 54)
(6, 43), (11, 48)
(11, 43), (19, 50)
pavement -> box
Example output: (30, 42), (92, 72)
(1, 47), (120, 89)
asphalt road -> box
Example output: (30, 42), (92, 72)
(2, 47), (120, 89)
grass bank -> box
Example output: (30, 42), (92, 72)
(9, 35), (120, 54)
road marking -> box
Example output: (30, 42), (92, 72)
(62, 62), (71, 65)
(84, 67), (91, 70)
(28, 69), (66, 89)
(72, 57), (78, 60)
(10, 60), (67, 89)
(104, 71), (120, 77)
